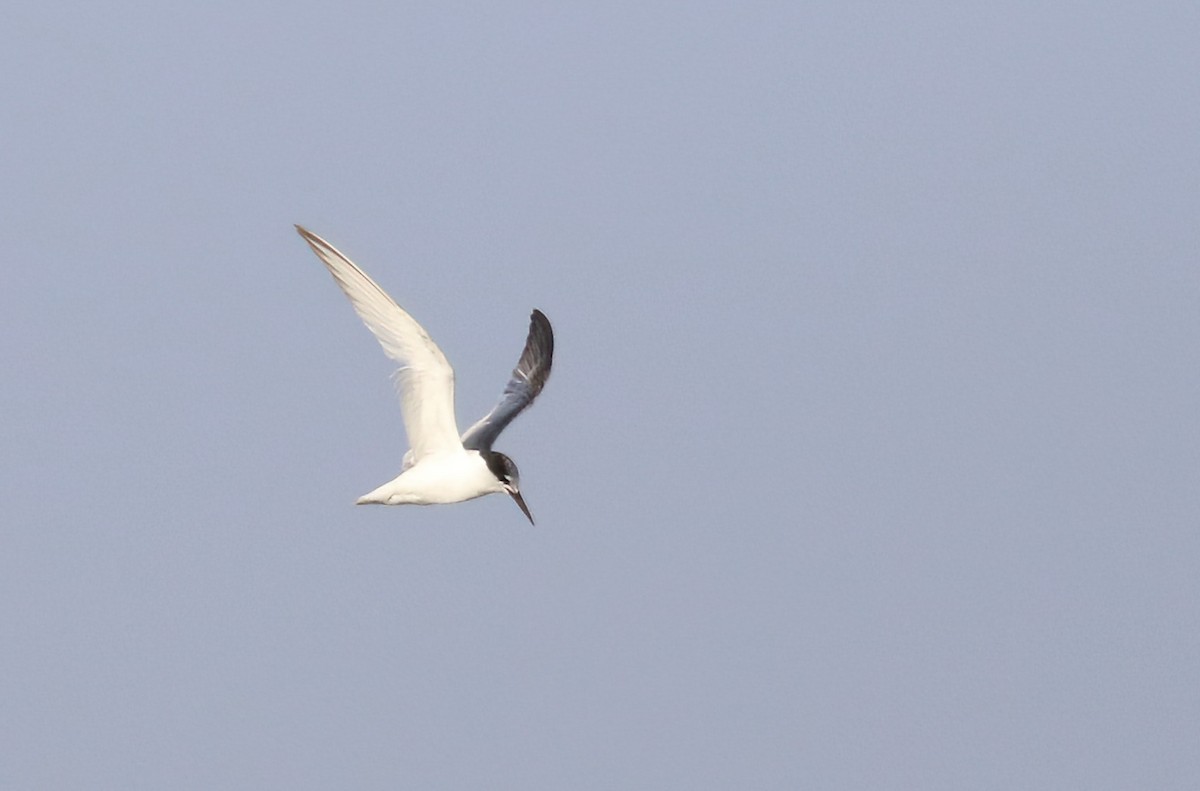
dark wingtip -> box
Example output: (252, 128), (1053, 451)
(528, 309), (554, 374)
(295, 225), (321, 247)
(530, 309), (552, 340)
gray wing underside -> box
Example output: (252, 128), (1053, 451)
(460, 309), (554, 452)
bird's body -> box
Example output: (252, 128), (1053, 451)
(296, 225), (553, 524)
(356, 449), (503, 506)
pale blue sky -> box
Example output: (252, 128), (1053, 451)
(2, 2), (1198, 788)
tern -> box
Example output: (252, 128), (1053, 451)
(296, 226), (553, 524)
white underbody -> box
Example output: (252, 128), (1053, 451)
(356, 449), (505, 506)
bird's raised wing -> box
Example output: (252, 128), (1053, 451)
(460, 309), (554, 452)
(296, 226), (462, 462)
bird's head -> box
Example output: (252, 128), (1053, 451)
(482, 451), (534, 525)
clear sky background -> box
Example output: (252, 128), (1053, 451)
(2, 2), (1198, 788)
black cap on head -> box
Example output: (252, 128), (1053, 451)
(482, 451), (534, 525)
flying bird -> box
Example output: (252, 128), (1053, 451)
(296, 225), (553, 524)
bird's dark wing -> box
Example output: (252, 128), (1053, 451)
(460, 309), (554, 451)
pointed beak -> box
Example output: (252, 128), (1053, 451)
(508, 488), (534, 525)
